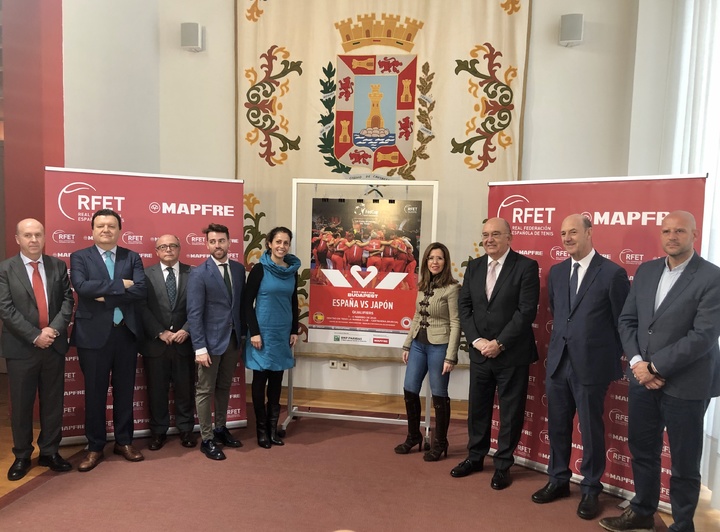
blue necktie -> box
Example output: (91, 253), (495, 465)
(104, 251), (124, 324)
(166, 267), (177, 307)
(569, 262), (580, 307)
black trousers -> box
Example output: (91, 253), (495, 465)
(78, 325), (138, 451)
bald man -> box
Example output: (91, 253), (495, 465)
(601, 211), (720, 532)
(0, 219), (74, 480)
(532, 214), (629, 520)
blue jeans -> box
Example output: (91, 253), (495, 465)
(403, 340), (450, 397)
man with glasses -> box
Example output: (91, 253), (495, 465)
(451, 217), (540, 491)
(187, 223), (246, 460)
(140, 235), (196, 450)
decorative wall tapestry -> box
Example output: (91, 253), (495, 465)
(237, 0), (531, 362)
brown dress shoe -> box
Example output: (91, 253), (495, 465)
(78, 451), (104, 472)
(113, 443), (145, 462)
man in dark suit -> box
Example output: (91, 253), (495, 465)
(70, 208), (147, 472)
(531, 214), (630, 520)
(600, 211), (720, 532)
(0, 219), (74, 480)
(140, 234), (196, 450)
(451, 217), (540, 490)
(187, 223), (245, 460)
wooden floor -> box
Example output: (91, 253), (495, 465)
(1, 374), (718, 529)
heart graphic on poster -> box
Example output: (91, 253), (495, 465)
(350, 265), (378, 288)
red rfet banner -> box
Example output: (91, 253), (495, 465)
(44, 167), (246, 442)
(488, 175), (706, 502)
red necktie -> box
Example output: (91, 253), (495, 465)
(30, 261), (49, 328)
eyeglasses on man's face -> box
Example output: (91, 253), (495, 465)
(156, 244), (180, 251)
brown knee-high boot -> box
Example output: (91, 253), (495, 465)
(424, 395), (450, 461)
(394, 389), (423, 454)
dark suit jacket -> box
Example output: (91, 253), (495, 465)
(70, 245), (146, 348)
(139, 262), (193, 358)
(0, 254), (74, 358)
(619, 252), (720, 400)
(546, 252), (630, 385)
(459, 249), (540, 367)
(187, 257), (245, 356)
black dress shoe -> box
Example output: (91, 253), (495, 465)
(213, 426), (242, 448)
(450, 458), (483, 478)
(531, 481), (571, 504)
(599, 507), (655, 531)
(490, 469), (511, 490)
(38, 453), (72, 472)
(148, 433), (167, 451)
(577, 493), (600, 520)
(180, 431), (197, 448)
(201, 439), (226, 461)
(7, 458), (31, 481)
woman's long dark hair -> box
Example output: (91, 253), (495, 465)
(417, 242), (458, 292)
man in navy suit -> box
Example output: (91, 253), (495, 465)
(187, 223), (245, 460)
(531, 214), (629, 520)
(601, 211), (720, 532)
(0, 219), (74, 480)
(451, 217), (540, 490)
(140, 234), (196, 450)
(70, 209), (147, 471)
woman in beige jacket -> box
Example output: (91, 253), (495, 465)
(395, 242), (460, 461)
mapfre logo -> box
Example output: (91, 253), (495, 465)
(186, 233), (206, 246)
(122, 232), (144, 246)
(496, 194), (555, 225)
(619, 249), (645, 265)
(57, 182), (125, 221)
(52, 230), (76, 244)
(589, 211), (668, 226)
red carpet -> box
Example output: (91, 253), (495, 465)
(0, 409), (668, 531)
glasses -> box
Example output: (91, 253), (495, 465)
(481, 232), (509, 240)
(156, 244), (180, 251)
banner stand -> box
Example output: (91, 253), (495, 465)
(282, 178), (439, 442)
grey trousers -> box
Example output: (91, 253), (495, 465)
(195, 336), (240, 442)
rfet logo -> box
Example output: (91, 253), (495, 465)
(609, 408), (629, 426)
(539, 429), (550, 445)
(496, 194), (556, 224)
(57, 182), (125, 221)
(606, 447), (632, 467)
(52, 230), (76, 244)
(186, 233), (206, 246)
(122, 232), (144, 246)
(619, 249), (645, 265)
(550, 246), (569, 261)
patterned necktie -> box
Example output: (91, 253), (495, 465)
(486, 260), (497, 300)
(30, 262), (49, 328)
(569, 262), (580, 307)
(104, 251), (124, 324)
(166, 266), (177, 307)
(221, 263), (232, 299)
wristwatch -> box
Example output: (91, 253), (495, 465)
(496, 341), (505, 351)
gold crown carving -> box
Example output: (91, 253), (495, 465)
(335, 14), (424, 52)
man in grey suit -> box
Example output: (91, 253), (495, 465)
(0, 219), (74, 480)
(140, 234), (196, 450)
(187, 223), (246, 460)
(600, 211), (720, 532)
(532, 214), (629, 520)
